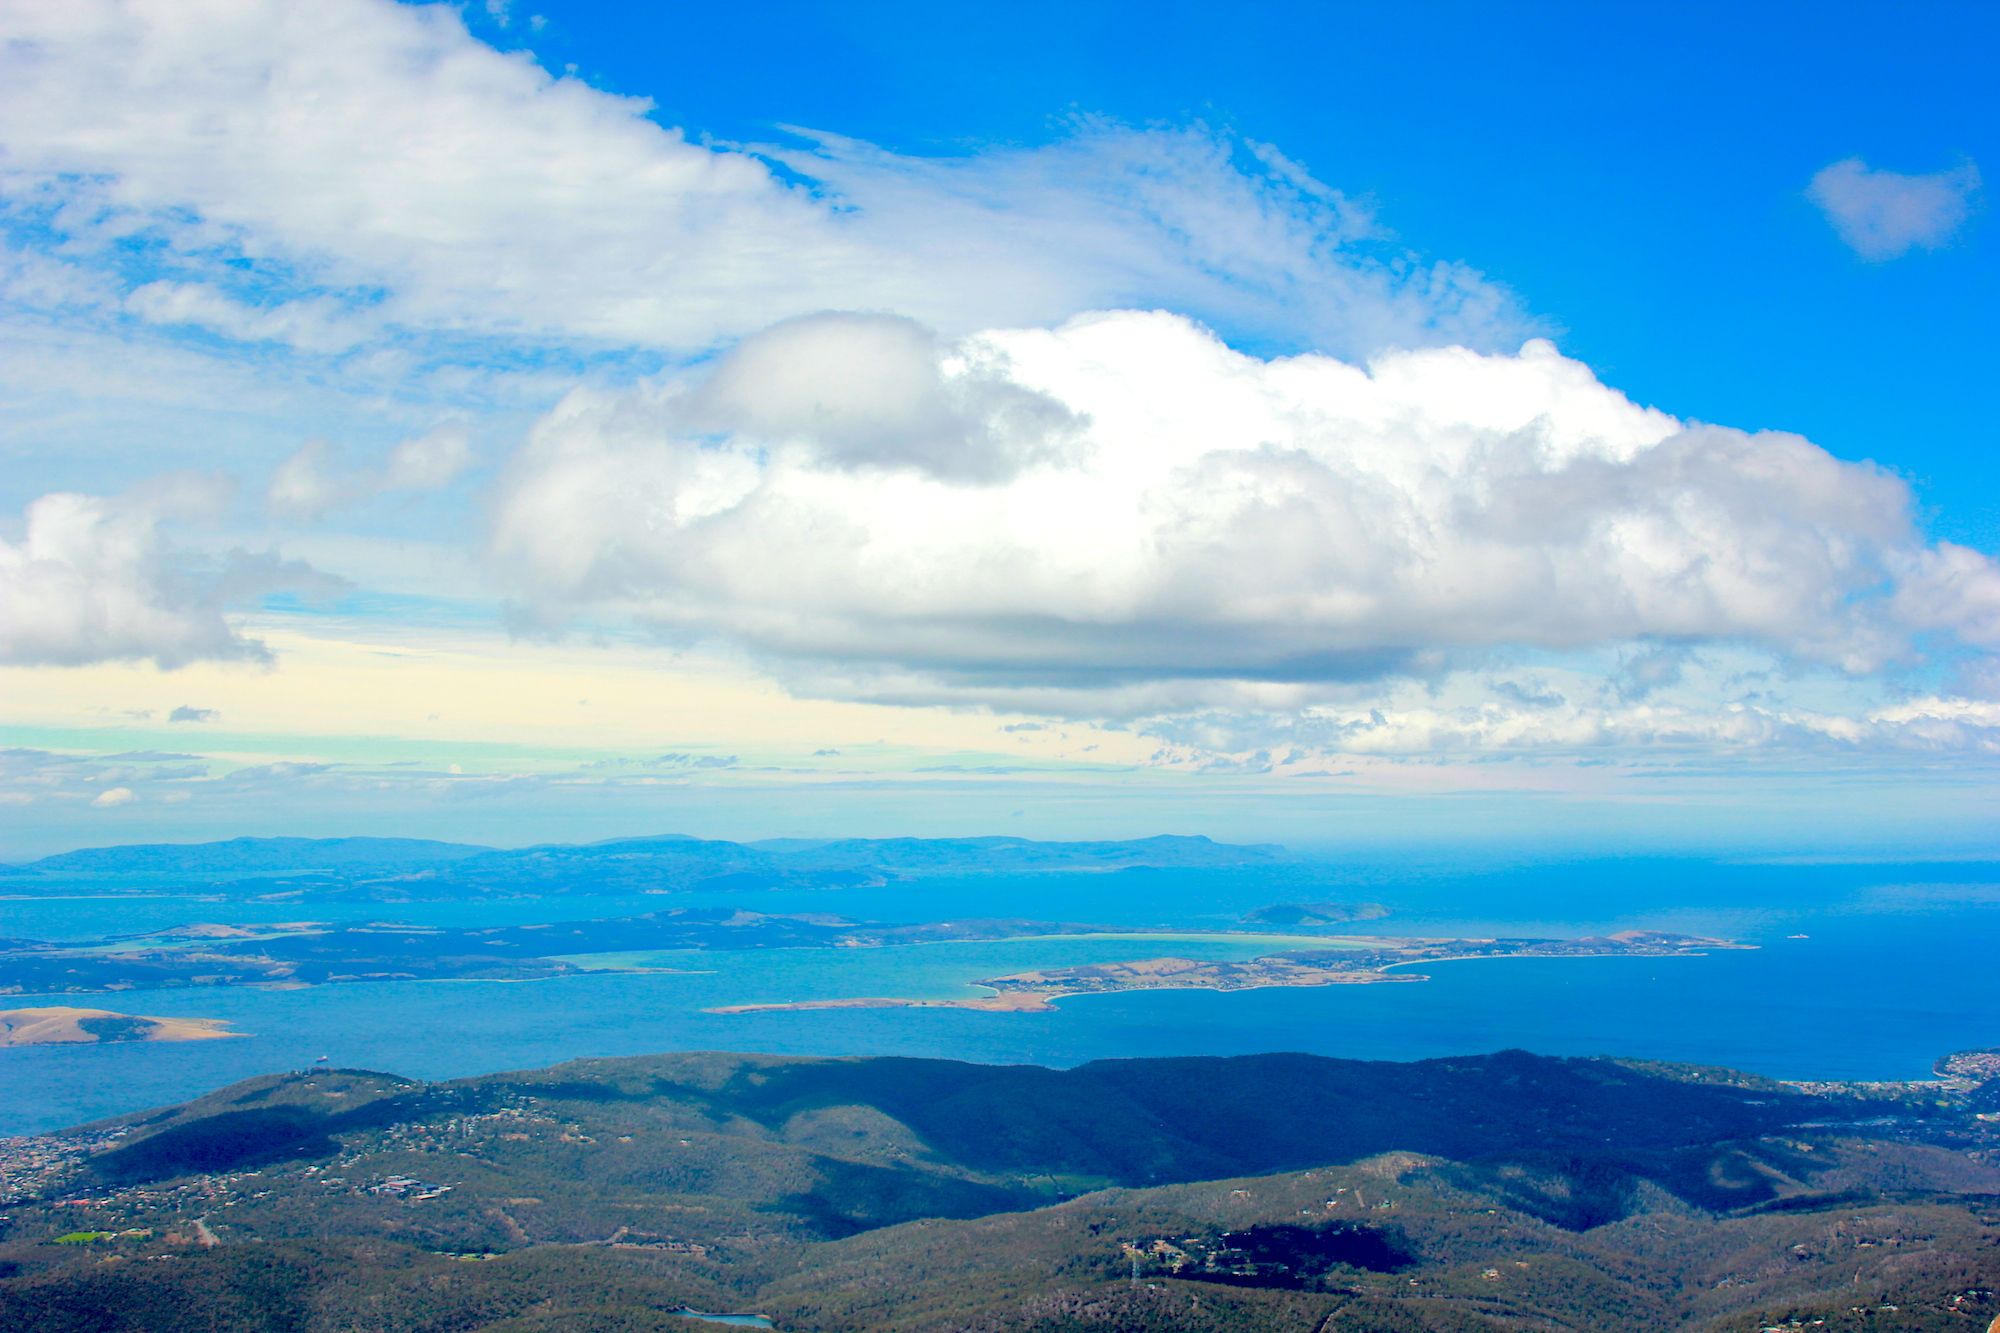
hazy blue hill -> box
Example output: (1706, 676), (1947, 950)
(2, 833), (1286, 899)
(411, 835), (821, 895)
(19, 836), (491, 877)
(438, 834), (1283, 881)
(749, 834), (1285, 872)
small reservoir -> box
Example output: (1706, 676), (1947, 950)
(670, 1309), (775, 1329)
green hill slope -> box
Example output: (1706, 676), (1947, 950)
(1, 1048), (1994, 1331)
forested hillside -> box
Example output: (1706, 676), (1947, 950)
(2, 1048), (1995, 1331)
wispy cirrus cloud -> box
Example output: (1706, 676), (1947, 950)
(0, 0), (1524, 362)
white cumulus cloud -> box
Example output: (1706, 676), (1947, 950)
(1808, 157), (1981, 259)
(124, 280), (371, 353)
(686, 313), (1083, 483)
(5, 0), (1998, 772)
(491, 310), (2000, 721)
(267, 425), (475, 519)
(0, 476), (337, 668)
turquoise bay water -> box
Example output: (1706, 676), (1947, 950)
(671, 1313), (774, 1329)
(2, 854), (1995, 1135)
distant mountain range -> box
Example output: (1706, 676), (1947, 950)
(0, 833), (1286, 899)
(14, 836), (488, 877)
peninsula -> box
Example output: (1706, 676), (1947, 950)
(710, 931), (1749, 1014)
(0, 910), (1126, 995)
(0, 1007), (244, 1048)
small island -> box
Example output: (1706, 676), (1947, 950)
(710, 931), (1751, 1015)
(0, 1007), (245, 1048)
(1240, 901), (1391, 927)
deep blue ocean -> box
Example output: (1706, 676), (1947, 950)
(3, 852), (1995, 1136)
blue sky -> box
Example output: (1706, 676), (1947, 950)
(519, 0), (1998, 541)
(0, 0), (1996, 857)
